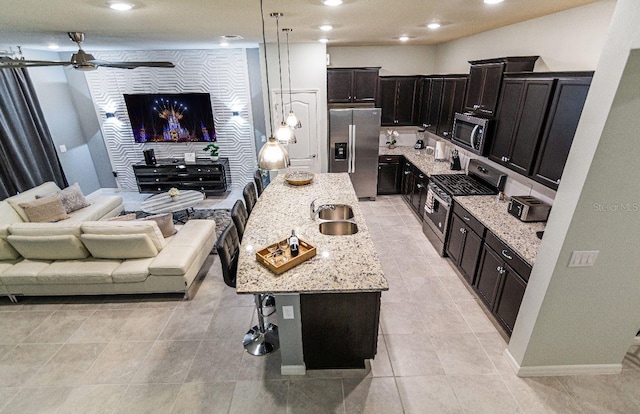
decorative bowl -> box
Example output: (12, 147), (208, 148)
(284, 171), (314, 186)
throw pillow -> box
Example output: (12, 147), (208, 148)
(58, 182), (90, 213)
(141, 213), (177, 237)
(18, 193), (70, 222)
(105, 213), (137, 221)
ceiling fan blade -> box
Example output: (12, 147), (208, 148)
(0, 60), (71, 68)
(89, 60), (175, 69)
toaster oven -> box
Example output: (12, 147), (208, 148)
(508, 195), (551, 222)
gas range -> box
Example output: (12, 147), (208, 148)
(422, 160), (506, 256)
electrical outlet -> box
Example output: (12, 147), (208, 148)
(282, 305), (295, 320)
(568, 250), (599, 267)
(59, 144), (67, 153)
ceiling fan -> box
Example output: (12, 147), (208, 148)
(0, 32), (175, 71)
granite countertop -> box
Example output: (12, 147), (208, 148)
(454, 195), (546, 266)
(236, 173), (388, 294)
(379, 146), (465, 177)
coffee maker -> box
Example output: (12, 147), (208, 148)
(414, 128), (426, 149)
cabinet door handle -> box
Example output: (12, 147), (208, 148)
(417, 183), (424, 189)
(462, 215), (470, 221)
(418, 174), (424, 179)
(501, 250), (513, 260)
(460, 228), (466, 234)
(473, 104), (480, 110)
(404, 171), (410, 175)
(497, 266), (505, 275)
(443, 131), (450, 137)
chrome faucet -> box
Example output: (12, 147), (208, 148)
(310, 198), (335, 219)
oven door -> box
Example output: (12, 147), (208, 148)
(422, 184), (451, 256)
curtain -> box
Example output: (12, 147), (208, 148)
(0, 62), (67, 200)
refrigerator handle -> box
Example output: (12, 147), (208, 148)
(347, 124), (353, 173)
(351, 124), (356, 173)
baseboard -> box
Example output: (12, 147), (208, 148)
(505, 350), (622, 377)
(281, 364), (306, 376)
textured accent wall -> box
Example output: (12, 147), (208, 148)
(84, 49), (257, 192)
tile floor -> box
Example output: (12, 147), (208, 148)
(1, 194), (639, 413)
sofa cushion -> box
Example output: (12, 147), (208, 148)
(0, 262), (14, 276)
(142, 213), (177, 237)
(81, 233), (159, 259)
(81, 221), (165, 251)
(149, 220), (215, 276)
(0, 201), (24, 226)
(57, 183), (91, 213)
(6, 182), (61, 221)
(0, 225), (20, 260)
(19, 193), (70, 223)
(7, 222), (88, 260)
(37, 259), (119, 284)
(0, 259), (51, 285)
(65, 195), (123, 222)
(112, 258), (153, 283)
(104, 213), (137, 222)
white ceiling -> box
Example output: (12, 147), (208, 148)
(0, 0), (600, 52)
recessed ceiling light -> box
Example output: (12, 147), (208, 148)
(221, 35), (244, 41)
(220, 41), (230, 47)
(427, 22), (441, 30)
(484, 0), (504, 4)
(107, 2), (134, 11)
(47, 44), (59, 50)
(319, 38), (329, 43)
(319, 25), (333, 32)
(399, 36), (410, 42)
(322, 0), (343, 6)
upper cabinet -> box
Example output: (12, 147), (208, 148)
(327, 67), (380, 104)
(463, 56), (539, 117)
(418, 75), (467, 137)
(489, 72), (593, 185)
(531, 76), (592, 189)
(379, 76), (419, 126)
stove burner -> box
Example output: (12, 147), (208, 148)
(430, 174), (497, 196)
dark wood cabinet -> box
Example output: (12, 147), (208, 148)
(474, 231), (532, 336)
(133, 158), (230, 196)
(379, 76), (419, 126)
(437, 77), (467, 139)
(301, 292), (380, 369)
(446, 203), (486, 284)
(423, 78), (443, 134)
(377, 155), (402, 195)
(401, 160), (413, 202)
(327, 67), (379, 104)
(490, 77), (555, 175)
(464, 56), (538, 117)
(410, 169), (428, 215)
(531, 76), (592, 189)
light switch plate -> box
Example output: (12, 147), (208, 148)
(59, 145), (67, 153)
(282, 305), (295, 320)
(569, 250), (599, 267)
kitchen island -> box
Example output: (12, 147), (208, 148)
(236, 173), (388, 374)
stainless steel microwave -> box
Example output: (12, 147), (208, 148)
(451, 112), (495, 155)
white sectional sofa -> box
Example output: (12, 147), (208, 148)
(0, 220), (216, 301)
(0, 182), (216, 301)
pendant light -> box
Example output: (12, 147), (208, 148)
(257, 0), (289, 170)
(271, 12), (296, 144)
(283, 28), (301, 130)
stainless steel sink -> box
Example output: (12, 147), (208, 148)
(318, 221), (359, 236)
(317, 204), (354, 220)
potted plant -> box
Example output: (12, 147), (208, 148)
(385, 129), (399, 149)
(203, 142), (220, 161)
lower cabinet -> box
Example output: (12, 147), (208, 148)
(300, 292), (381, 369)
(474, 231), (532, 335)
(401, 160), (413, 202)
(410, 169), (428, 215)
(446, 203), (485, 284)
(377, 155), (402, 195)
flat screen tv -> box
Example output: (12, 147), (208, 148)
(123, 93), (216, 143)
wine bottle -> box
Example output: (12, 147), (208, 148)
(289, 230), (299, 257)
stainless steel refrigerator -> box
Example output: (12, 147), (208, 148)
(328, 108), (381, 199)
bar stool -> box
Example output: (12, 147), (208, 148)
(254, 170), (264, 197)
(215, 222), (240, 288)
(230, 199), (248, 242)
(243, 182), (258, 216)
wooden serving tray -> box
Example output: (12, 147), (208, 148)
(256, 238), (316, 275)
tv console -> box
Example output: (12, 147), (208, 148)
(133, 158), (230, 196)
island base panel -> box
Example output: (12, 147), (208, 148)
(300, 292), (381, 369)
